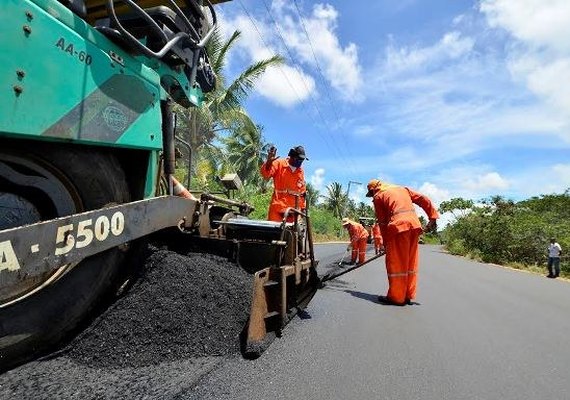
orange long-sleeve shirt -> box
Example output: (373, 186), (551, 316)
(372, 223), (382, 239)
(260, 157), (306, 222)
(346, 222), (370, 241)
(372, 185), (439, 238)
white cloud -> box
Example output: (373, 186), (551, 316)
(509, 56), (570, 121)
(220, 3), (362, 106)
(311, 168), (326, 190)
(219, 14), (315, 107)
(413, 182), (452, 228)
(362, 4), (570, 180)
(480, 0), (570, 52)
(256, 64), (316, 108)
(480, 0), (570, 135)
(464, 172), (510, 192)
(278, 3), (363, 100)
(418, 182), (450, 207)
(385, 31), (474, 73)
(452, 14), (465, 25)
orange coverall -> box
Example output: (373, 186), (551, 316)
(372, 184), (438, 304)
(260, 157), (306, 222)
(346, 222), (369, 264)
(371, 223), (384, 254)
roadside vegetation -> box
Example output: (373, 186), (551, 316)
(172, 28), (568, 276)
(440, 193), (570, 278)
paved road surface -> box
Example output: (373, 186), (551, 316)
(185, 244), (570, 400)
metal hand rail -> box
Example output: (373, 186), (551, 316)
(105, 0), (217, 60)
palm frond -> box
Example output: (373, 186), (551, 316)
(215, 55), (284, 112)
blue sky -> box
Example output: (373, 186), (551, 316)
(216, 0), (570, 217)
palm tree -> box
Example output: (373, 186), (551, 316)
(305, 182), (320, 208)
(175, 28), (284, 189)
(355, 202), (374, 219)
(323, 182), (348, 218)
(223, 113), (271, 188)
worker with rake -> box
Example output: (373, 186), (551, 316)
(341, 218), (369, 265)
(366, 179), (439, 306)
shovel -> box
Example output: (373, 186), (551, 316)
(338, 247), (351, 266)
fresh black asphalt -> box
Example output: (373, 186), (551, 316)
(1, 244), (569, 399)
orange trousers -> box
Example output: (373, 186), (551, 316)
(267, 207), (296, 223)
(383, 229), (422, 304)
(351, 238), (367, 264)
(374, 237), (383, 253)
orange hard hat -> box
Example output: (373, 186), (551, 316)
(366, 179), (381, 197)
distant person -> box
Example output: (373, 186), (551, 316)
(366, 179), (439, 306)
(260, 145), (307, 222)
(371, 222), (384, 255)
(341, 218), (369, 265)
(547, 238), (562, 278)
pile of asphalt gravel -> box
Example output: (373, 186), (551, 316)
(62, 244), (253, 368)
(0, 245), (259, 399)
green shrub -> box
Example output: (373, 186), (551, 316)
(309, 207), (344, 239)
(245, 191), (272, 220)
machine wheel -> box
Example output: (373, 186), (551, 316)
(0, 145), (130, 371)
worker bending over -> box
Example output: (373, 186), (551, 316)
(342, 218), (369, 265)
(371, 222), (384, 255)
(366, 179), (439, 306)
(260, 145), (307, 222)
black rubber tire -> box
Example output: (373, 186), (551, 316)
(0, 146), (130, 372)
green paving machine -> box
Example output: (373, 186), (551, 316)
(0, 0), (319, 371)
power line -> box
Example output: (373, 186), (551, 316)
(236, 0), (337, 155)
(292, 0), (357, 161)
(236, 0), (305, 106)
(293, 0), (341, 125)
(258, 0), (357, 173)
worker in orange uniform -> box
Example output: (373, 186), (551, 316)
(371, 222), (384, 255)
(365, 179), (438, 306)
(341, 218), (369, 265)
(260, 145), (307, 222)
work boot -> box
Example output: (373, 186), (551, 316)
(377, 295), (405, 306)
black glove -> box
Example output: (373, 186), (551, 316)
(425, 219), (437, 233)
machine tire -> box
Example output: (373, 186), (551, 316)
(0, 146), (130, 372)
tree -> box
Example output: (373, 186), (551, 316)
(175, 28), (284, 189)
(323, 182), (348, 219)
(439, 197), (474, 221)
(223, 114), (271, 188)
(354, 202), (374, 219)
(305, 182), (319, 208)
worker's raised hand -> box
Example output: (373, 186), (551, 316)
(267, 146), (278, 164)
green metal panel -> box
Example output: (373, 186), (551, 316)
(0, 0), (159, 149)
(0, 0), (203, 151)
(145, 150), (160, 198)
